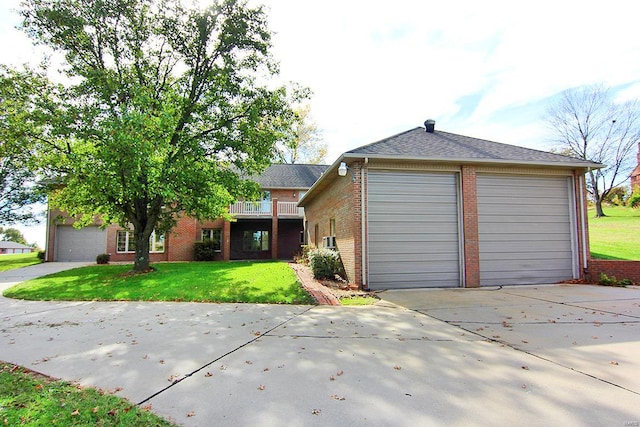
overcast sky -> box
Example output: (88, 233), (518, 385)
(3, 0), (640, 246)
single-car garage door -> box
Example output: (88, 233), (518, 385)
(368, 171), (461, 289)
(55, 226), (107, 262)
(477, 174), (575, 286)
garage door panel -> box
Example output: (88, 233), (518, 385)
(368, 171), (460, 289)
(371, 271), (461, 288)
(55, 226), (107, 262)
(477, 175), (574, 286)
(479, 222), (570, 234)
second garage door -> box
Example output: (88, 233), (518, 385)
(55, 226), (107, 262)
(477, 174), (576, 286)
(367, 171), (461, 289)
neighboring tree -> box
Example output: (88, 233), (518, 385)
(275, 105), (327, 164)
(603, 185), (629, 206)
(8, 0), (305, 272)
(0, 227), (28, 245)
(547, 84), (640, 217)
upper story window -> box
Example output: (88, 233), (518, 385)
(117, 230), (165, 253)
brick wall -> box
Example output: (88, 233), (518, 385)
(461, 166), (480, 287)
(586, 260), (640, 284)
(303, 164), (357, 284)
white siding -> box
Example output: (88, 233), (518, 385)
(55, 226), (107, 262)
(367, 171), (461, 289)
(477, 175), (575, 286)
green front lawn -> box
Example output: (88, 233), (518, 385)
(0, 252), (41, 272)
(589, 206), (640, 260)
(0, 362), (175, 426)
(3, 261), (315, 304)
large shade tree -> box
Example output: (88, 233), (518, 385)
(547, 85), (640, 217)
(0, 67), (46, 224)
(10, 0), (305, 271)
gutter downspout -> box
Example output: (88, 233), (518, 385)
(361, 157), (368, 288)
(579, 173), (588, 269)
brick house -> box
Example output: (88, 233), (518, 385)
(45, 164), (328, 262)
(631, 142), (640, 191)
(298, 120), (602, 290)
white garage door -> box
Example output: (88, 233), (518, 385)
(368, 171), (461, 289)
(55, 226), (107, 262)
(477, 175), (575, 286)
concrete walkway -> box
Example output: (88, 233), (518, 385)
(2, 268), (640, 426)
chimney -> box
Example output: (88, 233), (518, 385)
(424, 119), (435, 133)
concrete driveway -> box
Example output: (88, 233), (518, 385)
(2, 266), (640, 426)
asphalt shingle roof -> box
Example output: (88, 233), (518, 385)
(347, 127), (597, 166)
(253, 164), (329, 189)
(0, 241), (31, 249)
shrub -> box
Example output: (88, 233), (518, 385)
(599, 273), (633, 287)
(96, 253), (110, 264)
(629, 192), (640, 209)
(293, 245), (314, 264)
(308, 248), (344, 279)
(194, 240), (220, 261)
(36, 251), (45, 261)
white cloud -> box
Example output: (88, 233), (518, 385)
(3, 0), (640, 244)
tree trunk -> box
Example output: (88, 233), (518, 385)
(133, 228), (152, 272)
(594, 198), (607, 218)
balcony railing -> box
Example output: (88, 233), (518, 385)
(229, 201), (303, 217)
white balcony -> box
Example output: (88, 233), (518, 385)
(229, 201), (303, 217)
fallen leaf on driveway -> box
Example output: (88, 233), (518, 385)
(610, 361), (619, 365)
(312, 409), (321, 415)
(257, 385), (265, 390)
(187, 411), (195, 417)
(204, 372), (213, 377)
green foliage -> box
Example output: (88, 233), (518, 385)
(37, 250), (45, 261)
(0, 362), (176, 426)
(629, 192), (640, 208)
(3, 261), (315, 304)
(96, 253), (110, 264)
(598, 273), (633, 287)
(0, 227), (28, 244)
(193, 240), (220, 261)
(308, 248), (345, 280)
(0, 67), (47, 225)
(603, 185), (629, 206)
(8, 0), (307, 272)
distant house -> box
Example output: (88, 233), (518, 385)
(299, 120), (602, 290)
(45, 164), (328, 262)
(0, 241), (34, 255)
(631, 142), (640, 191)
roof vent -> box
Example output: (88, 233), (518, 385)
(424, 119), (435, 133)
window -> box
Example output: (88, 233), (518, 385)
(242, 230), (269, 251)
(116, 230), (165, 253)
(201, 229), (222, 251)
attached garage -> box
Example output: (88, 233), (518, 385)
(477, 174), (576, 286)
(54, 226), (107, 262)
(367, 171), (461, 289)
(298, 122), (599, 290)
